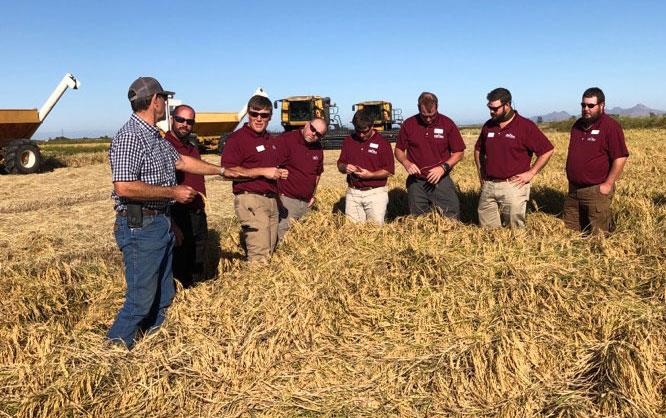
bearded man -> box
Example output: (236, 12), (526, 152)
(563, 87), (629, 234)
(474, 87), (554, 228)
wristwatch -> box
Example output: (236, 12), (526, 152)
(219, 167), (225, 176)
(442, 162), (451, 173)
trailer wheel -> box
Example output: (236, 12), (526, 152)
(3, 139), (43, 174)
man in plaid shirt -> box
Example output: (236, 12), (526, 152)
(107, 77), (237, 349)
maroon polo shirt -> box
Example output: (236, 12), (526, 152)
(474, 112), (554, 180)
(164, 131), (206, 210)
(275, 129), (324, 201)
(337, 131), (395, 188)
(221, 124), (285, 195)
(566, 113), (629, 186)
(396, 113), (466, 178)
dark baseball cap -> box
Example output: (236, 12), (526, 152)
(127, 77), (175, 102)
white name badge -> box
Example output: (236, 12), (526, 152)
(434, 128), (444, 134)
(256, 145), (265, 152)
(369, 143), (379, 149)
(487, 132), (495, 138)
(591, 130), (600, 135)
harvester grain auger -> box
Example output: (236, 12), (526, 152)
(0, 73), (80, 174)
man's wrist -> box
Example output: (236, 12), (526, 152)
(442, 162), (451, 173)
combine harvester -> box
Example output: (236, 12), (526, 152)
(273, 95), (351, 149)
(351, 100), (403, 140)
(273, 96), (403, 149)
(0, 73), (80, 174)
(157, 88), (267, 154)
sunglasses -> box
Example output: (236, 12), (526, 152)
(249, 110), (271, 119)
(580, 103), (599, 109)
(487, 103), (505, 112)
(356, 128), (372, 136)
(309, 123), (324, 138)
(173, 115), (195, 125)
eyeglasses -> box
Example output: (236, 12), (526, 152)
(581, 103), (599, 109)
(309, 123), (324, 138)
(487, 103), (505, 112)
(356, 127), (372, 136)
(249, 110), (271, 119)
(173, 115), (195, 125)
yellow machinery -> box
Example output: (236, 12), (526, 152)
(158, 88), (267, 153)
(274, 96), (343, 131)
(191, 112), (242, 153)
(0, 73), (80, 174)
(352, 101), (403, 131)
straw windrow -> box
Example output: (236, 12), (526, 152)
(0, 129), (664, 416)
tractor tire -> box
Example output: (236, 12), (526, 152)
(3, 139), (43, 174)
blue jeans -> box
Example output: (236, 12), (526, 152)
(107, 213), (175, 348)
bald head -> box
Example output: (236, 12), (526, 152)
(303, 118), (327, 142)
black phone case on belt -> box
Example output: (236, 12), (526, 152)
(127, 203), (143, 228)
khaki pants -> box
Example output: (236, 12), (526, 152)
(277, 195), (310, 243)
(233, 193), (278, 262)
(562, 183), (614, 234)
(345, 186), (389, 225)
(478, 180), (531, 228)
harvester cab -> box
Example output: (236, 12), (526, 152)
(0, 73), (80, 174)
(351, 101), (403, 131)
(274, 96), (343, 132)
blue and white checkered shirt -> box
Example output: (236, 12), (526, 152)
(109, 114), (181, 211)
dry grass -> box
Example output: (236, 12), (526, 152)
(1, 129), (665, 416)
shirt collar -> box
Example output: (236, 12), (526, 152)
(131, 113), (161, 135)
(576, 112), (605, 131)
(242, 123), (270, 139)
(417, 112), (442, 128)
(165, 130), (192, 146)
(488, 111), (520, 129)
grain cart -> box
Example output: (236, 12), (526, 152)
(0, 73), (80, 174)
(157, 88), (267, 154)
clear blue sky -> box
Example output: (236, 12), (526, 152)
(2, 0), (664, 139)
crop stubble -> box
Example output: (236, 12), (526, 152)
(0, 129), (664, 417)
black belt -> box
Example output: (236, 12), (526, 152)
(235, 191), (278, 198)
(485, 177), (510, 183)
(117, 207), (168, 216)
(349, 185), (380, 191)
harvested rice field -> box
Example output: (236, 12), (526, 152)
(1, 128), (665, 417)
